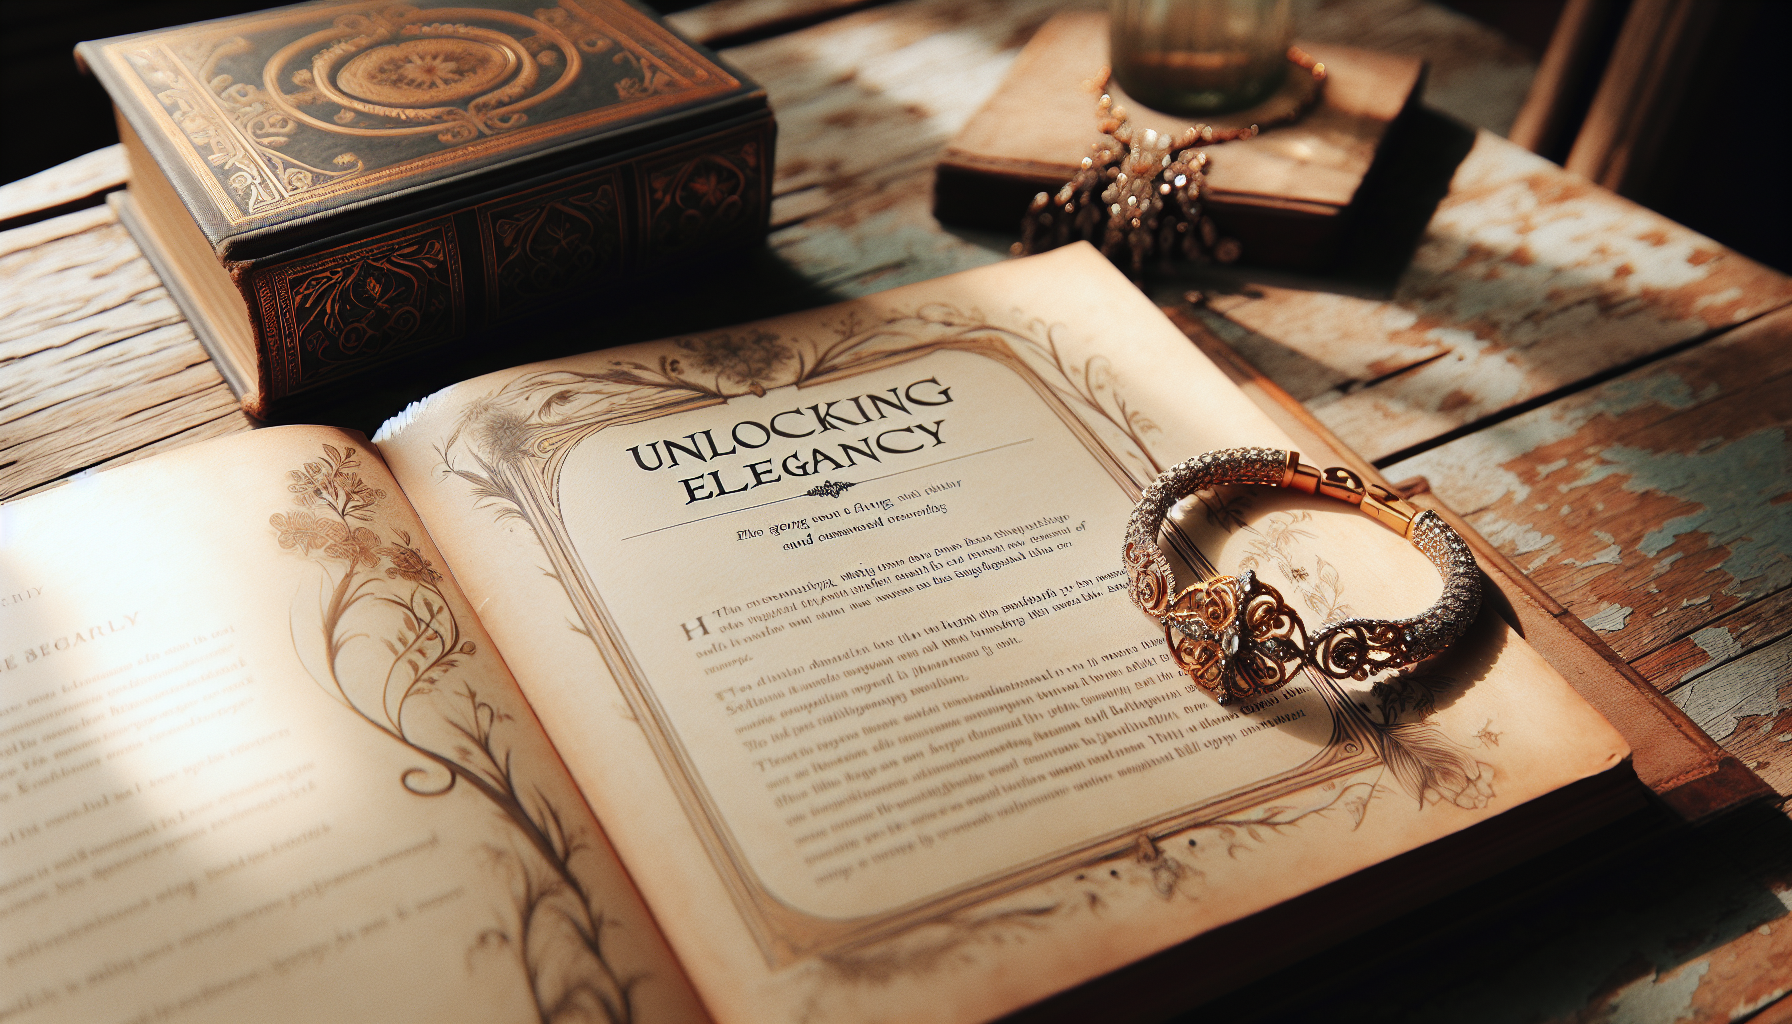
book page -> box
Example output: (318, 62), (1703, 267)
(0, 427), (707, 1024)
(376, 244), (1629, 1024)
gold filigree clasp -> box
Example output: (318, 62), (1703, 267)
(1161, 571), (1305, 704)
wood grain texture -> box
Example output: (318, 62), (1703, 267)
(0, 144), (127, 232)
(1204, 134), (1792, 464)
(730, 0), (1067, 205)
(0, 205), (252, 502)
(1672, 636), (1792, 796)
(665, 0), (890, 47)
(1388, 306), (1792, 792)
(720, 0), (1067, 295)
(1297, 0), (1537, 137)
(1356, 805), (1792, 1024)
(1633, 588), (1792, 693)
(1386, 305), (1792, 658)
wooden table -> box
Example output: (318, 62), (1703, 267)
(4, 1), (1790, 1021)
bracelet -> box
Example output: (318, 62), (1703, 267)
(1123, 448), (1482, 706)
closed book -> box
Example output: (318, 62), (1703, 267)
(77, 0), (775, 418)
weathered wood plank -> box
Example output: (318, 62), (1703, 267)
(1462, 806), (1792, 1024)
(666, 0), (893, 48)
(0, 205), (252, 502)
(1756, 990), (1792, 1024)
(1201, 795), (1792, 1024)
(1386, 305), (1792, 795)
(0, 212), (181, 369)
(770, 161), (1007, 296)
(1, 350), (247, 500)
(1670, 635), (1792, 795)
(0, 144), (127, 232)
(1633, 588), (1792, 691)
(1387, 304), (1792, 664)
(726, 0), (1071, 203)
(1204, 132), (1792, 463)
(6, 410), (253, 503)
(1756, 997), (1792, 1024)
(1299, 0), (1538, 136)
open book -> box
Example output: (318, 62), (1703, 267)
(0, 245), (1635, 1024)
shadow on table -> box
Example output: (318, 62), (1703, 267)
(1147, 105), (1479, 308)
(289, 107), (1534, 454)
(1331, 106), (1481, 293)
(1177, 801), (1792, 1024)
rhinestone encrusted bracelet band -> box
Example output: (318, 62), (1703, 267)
(1124, 448), (1482, 706)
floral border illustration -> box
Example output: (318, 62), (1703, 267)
(427, 307), (1494, 966)
(271, 443), (640, 1023)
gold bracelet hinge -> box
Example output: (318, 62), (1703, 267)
(1278, 451), (1421, 538)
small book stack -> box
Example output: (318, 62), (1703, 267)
(77, 0), (774, 418)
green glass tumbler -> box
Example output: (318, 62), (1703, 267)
(1109, 0), (1293, 114)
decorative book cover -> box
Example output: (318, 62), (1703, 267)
(78, 0), (775, 415)
(78, 0), (760, 246)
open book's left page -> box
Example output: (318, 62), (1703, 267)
(0, 426), (707, 1024)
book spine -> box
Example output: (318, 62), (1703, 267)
(243, 115), (776, 406)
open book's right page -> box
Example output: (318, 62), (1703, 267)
(376, 243), (1629, 1024)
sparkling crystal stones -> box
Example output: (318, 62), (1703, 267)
(1125, 448), (1483, 703)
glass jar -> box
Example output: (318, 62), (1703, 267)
(1110, 0), (1293, 115)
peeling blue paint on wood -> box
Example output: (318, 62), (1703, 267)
(1388, 369), (1706, 514)
(1602, 959), (1708, 1024)
(1470, 513), (1557, 555)
(1584, 604), (1634, 632)
(1565, 541), (1622, 567)
(1562, 428), (1792, 602)
(1689, 625), (1745, 678)
(1669, 634), (1792, 741)
(1731, 987), (1791, 1020)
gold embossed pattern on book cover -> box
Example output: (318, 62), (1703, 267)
(637, 124), (769, 269)
(255, 216), (466, 396)
(476, 165), (628, 321)
(97, 0), (741, 228)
